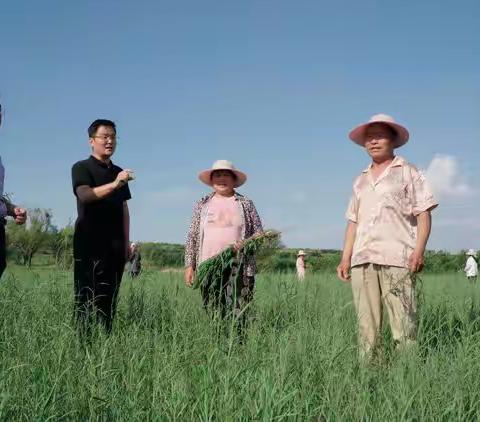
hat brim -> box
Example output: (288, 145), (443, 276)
(198, 168), (247, 188)
(349, 121), (409, 148)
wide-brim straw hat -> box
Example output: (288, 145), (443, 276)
(349, 113), (410, 148)
(297, 250), (306, 256)
(466, 249), (476, 256)
(198, 160), (247, 188)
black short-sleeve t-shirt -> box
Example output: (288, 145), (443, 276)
(72, 156), (131, 251)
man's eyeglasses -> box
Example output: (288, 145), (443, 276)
(93, 135), (118, 142)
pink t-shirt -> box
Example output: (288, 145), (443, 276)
(200, 195), (244, 263)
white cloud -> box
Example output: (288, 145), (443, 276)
(425, 154), (475, 200)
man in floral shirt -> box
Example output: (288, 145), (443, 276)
(337, 114), (438, 359)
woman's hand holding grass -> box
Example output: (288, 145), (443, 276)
(233, 240), (244, 253)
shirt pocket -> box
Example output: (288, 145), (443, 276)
(383, 182), (413, 215)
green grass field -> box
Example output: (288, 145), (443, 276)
(1, 267), (480, 420)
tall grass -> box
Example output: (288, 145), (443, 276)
(1, 268), (479, 420)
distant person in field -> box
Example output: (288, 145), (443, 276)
(0, 102), (27, 279)
(184, 160), (263, 319)
(464, 249), (478, 283)
(296, 250), (306, 280)
(127, 242), (142, 278)
(336, 114), (438, 359)
(71, 119), (133, 334)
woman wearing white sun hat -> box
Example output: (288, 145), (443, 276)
(184, 160), (263, 319)
(296, 250), (306, 280)
(336, 113), (438, 359)
(464, 249), (478, 283)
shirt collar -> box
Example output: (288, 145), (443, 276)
(202, 190), (244, 204)
(362, 155), (406, 173)
(89, 155), (113, 169)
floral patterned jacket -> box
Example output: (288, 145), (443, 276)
(185, 192), (263, 276)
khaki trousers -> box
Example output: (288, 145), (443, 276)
(351, 263), (417, 358)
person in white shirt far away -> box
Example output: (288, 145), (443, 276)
(296, 250), (306, 280)
(465, 249), (478, 283)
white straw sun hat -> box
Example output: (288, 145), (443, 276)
(349, 113), (410, 148)
(466, 249), (476, 256)
(198, 160), (247, 188)
(297, 250), (306, 256)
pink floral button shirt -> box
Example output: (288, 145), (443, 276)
(346, 156), (438, 269)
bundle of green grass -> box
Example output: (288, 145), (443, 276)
(192, 230), (281, 290)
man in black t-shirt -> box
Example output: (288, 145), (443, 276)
(71, 119), (133, 333)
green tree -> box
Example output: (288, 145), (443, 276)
(6, 208), (55, 267)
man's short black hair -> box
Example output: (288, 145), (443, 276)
(88, 119), (116, 138)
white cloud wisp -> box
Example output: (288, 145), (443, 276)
(425, 155), (475, 200)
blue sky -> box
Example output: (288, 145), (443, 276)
(1, 0), (479, 250)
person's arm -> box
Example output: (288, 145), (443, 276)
(408, 210), (432, 273)
(250, 201), (264, 235)
(3, 198), (27, 225)
(336, 220), (357, 281)
(4, 200), (15, 217)
(72, 161), (132, 204)
(337, 187), (359, 282)
(76, 171), (131, 204)
(234, 200), (264, 253)
(123, 202), (130, 260)
(408, 165), (438, 273)
(185, 201), (202, 286)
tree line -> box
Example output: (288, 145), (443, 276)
(5, 208), (475, 273)
(6, 209), (73, 269)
